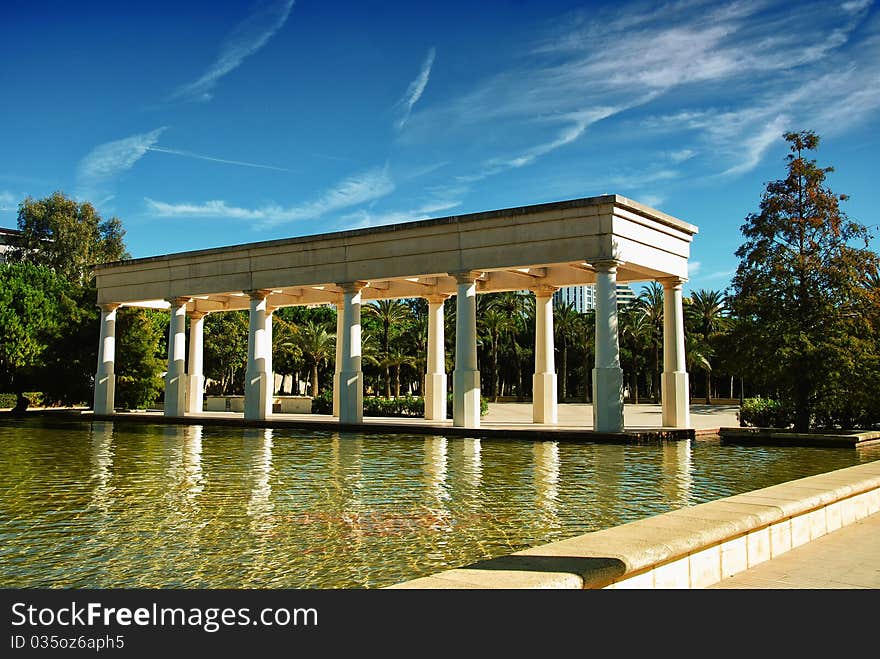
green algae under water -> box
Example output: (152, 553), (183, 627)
(2, 418), (878, 588)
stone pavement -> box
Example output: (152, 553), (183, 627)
(709, 510), (880, 589)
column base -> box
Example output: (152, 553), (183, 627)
(244, 370), (272, 420)
(332, 371), (341, 417)
(424, 373), (448, 420)
(592, 367), (624, 432)
(453, 369), (480, 428)
(339, 370), (363, 424)
(186, 374), (205, 413)
(93, 372), (115, 415)
(662, 371), (690, 428)
(164, 372), (186, 417)
(532, 372), (558, 424)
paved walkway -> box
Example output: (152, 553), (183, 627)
(709, 510), (880, 589)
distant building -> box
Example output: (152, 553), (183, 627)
(553, 283), (637, 313)
(0, 227), (21, 264)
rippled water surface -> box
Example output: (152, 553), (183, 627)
(2, 418), (878, 588)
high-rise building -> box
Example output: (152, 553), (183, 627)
(553, 283), (637, 312)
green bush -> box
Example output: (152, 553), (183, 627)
(311, 390), (333, 414)
(739, 396), (792, 428)
(310, 391), (489, 418)
(446, 393), (489, 418)
(0, 392), (45, 409)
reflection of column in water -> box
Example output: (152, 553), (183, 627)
(661, 440), (693, 508)
(331, 434), (365, 542)
(594, 444), (626, 527)
(243, 428), (275, 522)
(182, 425), (204, 500)
(423, 436), (449, 502)
(461, 438), (482, 492)
(533, 441), (559, 523)
(89, 421), (115, 513)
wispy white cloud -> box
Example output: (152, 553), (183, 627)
(77, 127), (166, 194)
(667, 149), (696, 163)
(688, 260), (702, 276)
(0, 191), (18, 211)
(145, 167), (394, 227)
(147, 146), (291, 172)
(338, 199), (461, 230)
(842, 0), (872, 13)
(639, 194), (665, 208)
(396, 48), (436, 131)
(170, 0), (295, 103)
(719, 114), (789, 176)
(406, 0), (875, 183)
(458, 106), (622, 183)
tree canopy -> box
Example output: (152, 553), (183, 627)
(728, 130), (879, 430)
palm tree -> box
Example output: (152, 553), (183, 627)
(554, 301), (581, 402)
(686, 289), (730, 403)
(479, 307), (513, 401)
(489, 291), (529, 398)
(635, 282), (664, 402)
(385, 348), (416, 397)
(364, 299), (411, 398)
(295, 320), (335, 397)
(619, 304), (650, 404)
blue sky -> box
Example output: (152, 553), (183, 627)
(2, 0), (879, 295)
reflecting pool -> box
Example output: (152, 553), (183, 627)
(2, 418), (878, 588)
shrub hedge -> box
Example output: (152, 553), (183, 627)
(0, 392), (45, 409)
(310, 390), (489, 418)
(738, 396), (792, 428)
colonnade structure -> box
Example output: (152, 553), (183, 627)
(92, 195), (698, 432)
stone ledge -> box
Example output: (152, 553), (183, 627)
(720, 427), (880, 447)
(387, 460), (880, 589)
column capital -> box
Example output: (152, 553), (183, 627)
(96, 303), (120, 313)
(189, 310), (207, 321)
(165, 296), (192, 308)
(658, 276), (687, 289)
(589, 259), (624, 273)
(424, 293), (451, 304)
(338, 280), (368, 294)
(451, 270), (483, 285)
(245, 289), (272, 301)
(531, 284), (559, 298)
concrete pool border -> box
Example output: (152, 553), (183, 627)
(17, 408), (700, 443)
(387, 459), (880, 589)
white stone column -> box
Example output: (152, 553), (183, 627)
(265, 306), (274, 416)
(93, 303), (119, 415)
(339, 282), (365, 424)
(186, 311), (206, 413)
(661, 277), (691, 428)
(333, 299), (343, 417)
(532, 285), (558, 424)
(164, 297), (189, 417)
(592, 261), (624, 432)
(424, 294), (449, 421)
(245, 290), (272, 420)
(453, 272), (481, 428)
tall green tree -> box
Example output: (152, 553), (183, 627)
(554, 301), (581, 401)
(11, 191), (127, 285)
(728, 130), (878, 431)
(364, 299), (411, 397)
(204, 311), (249, 394)
(0, 263), (70, 394)
(635, 283), (664, 402)
(114, 308), (165, 409)
(296, 319), (336, 397)
(686, 289), (730, 403)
